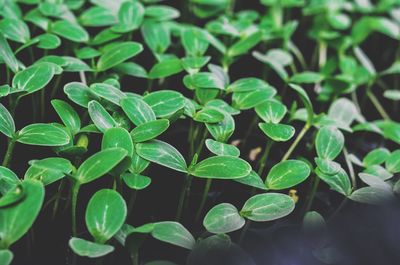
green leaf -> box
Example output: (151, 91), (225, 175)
(90, 83), (126, 106)
(181, 27), (209, 57)
(363, 165), (393, 181)
(12, 62), (55, 94)
(112, 1), (144, 33)
(289, 84), (314, 125)
(0, 179), (44, 248)
(136, 140), (187, 173)
(203, 203), (245, 234)
(69, 237), (114, 258)
(227, 77), (269, 93)
(120, 96), (156, 126)
(0, 103), (15, 138)
(266, 160), (311, 190)
(75, 147), (128, 184)
(0, 34), (19, 73)
(79, 6), (117, 27)
(314, 158), (341, 176)
(35, 33), (61, 49)
(17, 123), (70, 146)
(102, 127), (133, 157)
(64, 82), (93, 108)
(206, 111), (235, 142)
(259, 123), (295, 142)
(386, 150), (400, 173)
(316, 126), (344, 160)
(0, 250), (13, 265)
(143, 90), (186, 118)
(148, 58), (183, 79)
(190, 156), (251, 179)
(51, 20), (89, 43)
(86, 189), (127, 243)
(328, 98), (359, 130)
(97, 42), (143, 71)
(350, 187), (395, 205)
(358, 173), (391, 190)
(184, 72), (225, 90)
(232, 87), (276, 110)
(194, 107), (224, 123)
(151, 222), (195, 250)
(228, 31), (262, 57)
(122, 173), (151, 190)
(383, 90), (400, 101)
(315, 168), (351, 196)
(234, 170), (267, 190)
(88, 100), (117, 133)
(289, 71), (324, 84)
(24, 157), (73, 185)
(51, 99), (81, 135)
(141, 21), (170, 54)
(205, 139), (240, 157)
(240, 193), (295, 222)
(0, 18), (30, 43)
(253, 49), (293, 80)
(131, 119), (170, 143)
(0, 166), (20, 195)
(255, 100), (287, 124)
(363, 148), (390, 167)
(114, 62), (148, 78)
(145, 5), (180, 21)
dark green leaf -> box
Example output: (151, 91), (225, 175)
(97, 42), (143, 71)
(17, 123), (70, 146)
(131, 119), (169, 143)
(266, 160), (311, 190)
(190, 156), (251, 179)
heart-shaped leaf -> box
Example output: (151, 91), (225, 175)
(190, 156), (251, 179)
(241, 193), (295, 222)
(17, 123), (70, 146)
(75, 147), (128, 184)
(69, 237), (114, 258)
(0, 103), (15, 138)
(151, 222), (195, 250)
(266, 160), (311, 190)
(130, 119), (169, 143)
(86, 189), (127, 243)
(203, 203), (245, 234)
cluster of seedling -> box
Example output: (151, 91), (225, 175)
(0, 0), (400, 264)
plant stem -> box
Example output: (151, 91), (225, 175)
(257, 140), (272, 178)
(175, 174), (191, 221)
(2, 138), (15, 167)
(241, 116), (258, 148)
(52, 179), (66, 219)
(131, 253), (139, 265)
(281, 124), (310, 161)
(303, 174), (320, 214)
(194, 178), (212, 222)
(366, 90), (391, 120)
(318, 41), (327, 69)
(71, 182), (80, 236)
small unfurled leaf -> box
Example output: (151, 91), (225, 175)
(122, 173), (151, 190)
(17, 123), (70, 146)
(184, 72), (225, 90)
(151, 222), (195, 250)
(259, 123), (295, 142)
(86, 189), (127, 243)
(194, 107), (224, 123)
(315, 158), (341, 176)
(363, 148), (390, 167)
(135, 140), (187, 173)
(148, 58), (183, 79)
(131, 119), (169, 143)
(228, 31), (262, 57)
(203, 203), (245, 234)
(0, 18), (30, 43)
(328, 98), (359, 129)
(289, 84), (314, 125)
(316, 126), (344, 160)
(190, 156), (251, 179)
(51, 20), (89, 43)
(143, 90), (186, 118)
(0, 250), (13, 265)
(97, 42), (143, 71)
(120, 96), (156, 126)
(0, 103), (15, 138)
(12, 62), (55, 94)
(75, 147), (128, 184)
(253, 49), (293, 80)
(206, 111), (235, 142)
(24, 157), (73, 185)
(205, 139), (240, 157)
(0, 179), (44, 248)
(69, 237), (114, 258)
(255, 100), (287, 124)
(358, 173), (392, 190)
(35, 33), (61, 49)
(241, 193), (295, 222)
(386, 150), (400, 173)
(51, 99), (81, 135)
(88, 100), (117, 132)
(316, 168), (351, 196)
(102, 127), (133, 156)
(266, 160), (311, 190)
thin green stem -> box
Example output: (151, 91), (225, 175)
(131, 253), (139, 265)
(194, 178), (212, 222)
(318, 41), (327, 69)
(71, 182), (80, 236)
(303, 174), (320, 214)
(257, 141), (273, 178)
(175, 174), (190, 221)
(281, 124), (310, 161)
(52, 179), (66, 219)
(367, 90), (391, 120)
(2, 138), (15, 167)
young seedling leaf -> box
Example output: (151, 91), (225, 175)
(12, 62), (55, 94)
(363, 148), (390, 167)
(88, 100), (117, 132)
(69, 237), (114, 258)
(51, 99), (81, 135)
(17, 123), (70, 146)
(51, 20), (89, 43)
(0, 103), (15, 138)
(0, 250), (13, 265)
(203, 203), (245, 234)
(24, 157), (73, 185)
(143, 90), (186, 118)
(64, 82), (93, 108)
(122, 173), (151, 190)
(386, 150), (400, 173)
(259, 123), (295, 142)
(315, 168), (352, 196)
(97, 42), (143, 71)
(316, 126), (344, 160)
(120, 96), (156, 126)
(205, 139), (240, 157)
(190, 156), (251, 179)
(266, 160), (311, 190)
(255, 100), (287, 124)
(102, 127), (133, 156)
(148, 58), (183, 79)
(130, 119), (170, 143)
(151, 222), (195, 250)
(234, 170), (267, 190)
